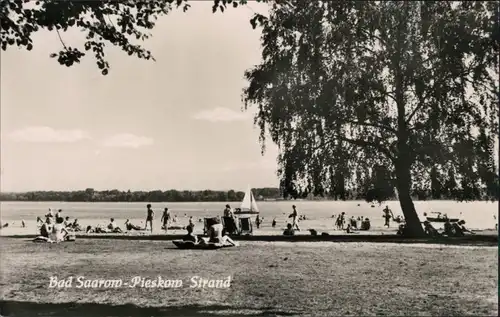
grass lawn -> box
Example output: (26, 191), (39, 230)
(0, 238), (497, 316)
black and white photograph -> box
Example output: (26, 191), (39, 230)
(0, 0), (498, 316)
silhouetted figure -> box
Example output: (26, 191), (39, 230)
(145, 204), (154, 233)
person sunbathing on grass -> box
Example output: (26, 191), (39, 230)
(86, 224), (109, 233)
(125, 219), (144, 231)
(40, 217), (53, 238)
(50, 217), (71, 242)
(443, 219), (454, 237)
(71, 219), (83, 232)
(360, 218), (371, 231)
(182, 225), (198, 244)
(452, 220), (475, 237)
(423, 221), (441, 237)
(64, 216), (72, 228)
(199, 219), (238, 246)
(345, 223), (355, 233)
(107, 218), (123, 233)
(283, 223), (295, 236)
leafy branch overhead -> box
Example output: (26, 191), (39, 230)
(0, 0), (260, 75)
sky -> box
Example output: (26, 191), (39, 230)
(1, 3), (498, 193)
(1, 2), (280, 192)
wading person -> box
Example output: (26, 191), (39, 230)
(144, 204), (154, 233)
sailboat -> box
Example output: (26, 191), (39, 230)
(234, 186), (260, 215)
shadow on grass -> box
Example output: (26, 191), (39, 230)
(0, 300), (298, 317)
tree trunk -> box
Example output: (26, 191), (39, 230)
(395, 161), (425, 237)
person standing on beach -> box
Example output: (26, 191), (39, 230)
(145, 204), (154, 233)
(161, 207), (170, 232)
(289, 205), (300, 231)
(223, 204), (233, 217)
(336, 212), (346, 230)
(255, 215), (261, 229)
(382, 206), (393, 228)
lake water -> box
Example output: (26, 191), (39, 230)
(0, 200), (497, 236)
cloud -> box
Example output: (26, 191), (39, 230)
(100, 133), (154, 149)
(192, 107), (250, 122)
(7, 126), (90, 143)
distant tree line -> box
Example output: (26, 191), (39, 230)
(0, 182), (497, 202)
(0, 188), (282, 202)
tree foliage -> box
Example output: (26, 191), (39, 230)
(0, 0), (248, 74)
(242, 1), (499, 236)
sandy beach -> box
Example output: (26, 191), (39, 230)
(1, 200), (498, 237)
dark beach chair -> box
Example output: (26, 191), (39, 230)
(203, 217), (219, 235)
(222, 216), (239, 235)
(238, 217), (253, 235)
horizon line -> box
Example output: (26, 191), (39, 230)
(0, 187), (281, 194)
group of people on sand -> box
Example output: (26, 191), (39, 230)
(223, 204), (271, 230)
(86, 218), (125, 233)
(84, 204), (189, 234)
(27, 202), (487, 243)
(331, 212), (372, 233)
(420, 219), (474, 238)
(33, 209), (77, 243)
(180, 216), (238, 247)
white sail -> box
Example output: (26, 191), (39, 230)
(240, 187), (252, 210)
(240, 186), (259, 213)
(250, 191), (259, 212)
